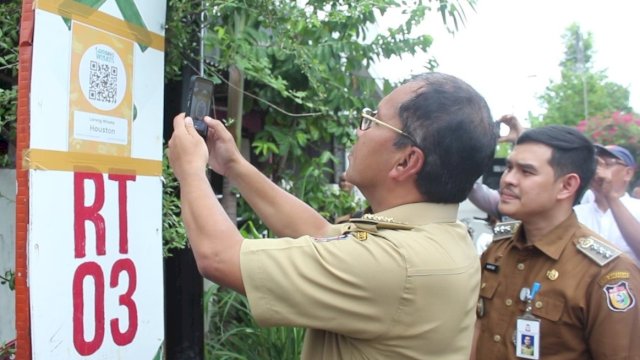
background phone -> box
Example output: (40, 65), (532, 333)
(185, 76), (214, 139)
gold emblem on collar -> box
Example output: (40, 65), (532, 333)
(353, 231), (368, 241)
(579, 237), (594, 248)
(546, 269), (559, 281)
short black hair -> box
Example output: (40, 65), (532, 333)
(516, 125), (596, 204)
(395, 72), (497, 203)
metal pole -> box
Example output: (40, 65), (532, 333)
(576, 32), (589, 119)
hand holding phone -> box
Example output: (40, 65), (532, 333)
(185, 76), (214, 139)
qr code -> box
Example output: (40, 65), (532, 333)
(88, 60), (118, 104)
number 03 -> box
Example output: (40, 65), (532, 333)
(72, 259), (138, 356)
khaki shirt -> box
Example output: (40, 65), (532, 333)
(476, 212), (640, 360)
(241, 202), (480, 359)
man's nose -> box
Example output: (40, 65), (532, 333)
(500, 170), (515, 186)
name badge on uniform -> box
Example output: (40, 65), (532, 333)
(484, 262), (500, 272)
(515, 317), (540, 359)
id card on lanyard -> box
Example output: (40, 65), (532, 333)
(515, 282), (541, 359)
(516, 316), (540, 359)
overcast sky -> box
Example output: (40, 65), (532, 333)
(372, 0), (640, 123)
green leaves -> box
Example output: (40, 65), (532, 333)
(161, 147), (188, 256)
(0, 86), (17, 167)
(533, 24), (632, 127)
(251, 138), (279, 158)
(205, 287), (305, 359)
(0, 269), (15, 291)
(0, 0), (21, 167)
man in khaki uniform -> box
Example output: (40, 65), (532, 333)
(473, 126), (640, 360)
(168, 72), (497, 359)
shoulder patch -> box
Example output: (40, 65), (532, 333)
(603, 281), (636, 312)
(493, 221), (520, 241)
(576, 236), (621, 266)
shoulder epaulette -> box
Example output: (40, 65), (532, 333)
(492, 221), (520, 241)
(350, 214), (414, 230)
(576, 236), (621, 266)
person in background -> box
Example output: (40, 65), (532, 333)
(473, 126), (640, 359)
(574, 144), (640, 266)
(168, 72), (497, 359)
(468, 114), (524, 220)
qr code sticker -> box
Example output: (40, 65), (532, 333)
(88, 60), (118, 104)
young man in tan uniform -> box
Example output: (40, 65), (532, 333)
(168, 73), (497, 359)
(473, 126), (640, 359)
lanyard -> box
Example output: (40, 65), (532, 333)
(516, 282), (541, 359)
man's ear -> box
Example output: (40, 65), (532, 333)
(391, 147), (424, 181)
(557, 173), (580, 201)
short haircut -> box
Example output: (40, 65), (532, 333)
(395, 72), (497, 203)
(516, 125), (596, 205)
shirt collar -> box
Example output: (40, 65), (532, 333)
(512, 212), (580, 260)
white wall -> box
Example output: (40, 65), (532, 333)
(0, 169), (16, 344)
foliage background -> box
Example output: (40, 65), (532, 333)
(0, 0), (19, 168)
(532, 24), (633, 128)
(577, 111), (640, 184)
(531, 23), (639, 184)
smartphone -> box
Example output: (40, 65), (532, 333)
(185, 75), (214, 139)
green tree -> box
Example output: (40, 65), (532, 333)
(532, 23), (632, 127)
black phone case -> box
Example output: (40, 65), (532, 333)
(185, 76), (214, 139)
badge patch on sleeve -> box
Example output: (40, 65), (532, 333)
(603, 281), (635, 312)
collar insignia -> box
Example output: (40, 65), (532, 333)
(492, 221), (520, 240)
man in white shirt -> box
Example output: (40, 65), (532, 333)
(574, 145), (640, 266)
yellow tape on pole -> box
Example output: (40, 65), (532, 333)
(24, 148), (163, 176)
(35, 0), (165, 51)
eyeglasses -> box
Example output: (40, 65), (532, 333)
(597, 157), (627, 169)
(360, 108), (418, 145)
